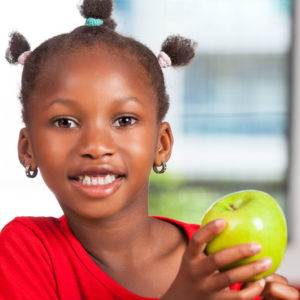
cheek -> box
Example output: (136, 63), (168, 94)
(33, 132), (76, 198)
(37, 134), (67, 157)
(116, 126), (157, 172)
(33, 131), (75, 175)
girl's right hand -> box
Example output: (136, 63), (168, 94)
(161, 219), (272, 300)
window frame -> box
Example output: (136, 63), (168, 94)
(279, 0), (300, 284)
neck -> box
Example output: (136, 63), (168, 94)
(63, 192), (156, 269)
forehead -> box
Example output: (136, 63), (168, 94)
(30, 45), (157, 109)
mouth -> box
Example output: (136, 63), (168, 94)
(69, 174), (125, 186)
(69, 173), (126, 198)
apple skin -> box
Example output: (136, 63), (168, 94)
(201, 190), (287, 281)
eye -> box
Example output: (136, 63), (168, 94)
(53, 118), (78, 128)
(113, 116), (137, 127)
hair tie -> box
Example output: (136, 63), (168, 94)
(18, 51), (31, 65)
(158, 51), (172, 68)
(86, 18), (104, 27)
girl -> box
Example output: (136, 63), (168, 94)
(1, 0), (298, 299)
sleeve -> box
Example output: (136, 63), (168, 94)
(230, 283), (262, 300)
(0, 219), (59, 300)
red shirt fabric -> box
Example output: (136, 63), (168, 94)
(0, 215), (258, 300)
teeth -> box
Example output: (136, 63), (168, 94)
(77, 175), (117, 186)
(105, 175), (112, 184)
(83, 176), (91, 185)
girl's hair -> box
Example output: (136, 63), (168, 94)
(5, 0), (197, 125)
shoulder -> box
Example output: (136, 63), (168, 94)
(150, 216), (200, 274)
(0, 215), (66, 258)
(1, 215), (63, 229)
(1, 215), (64, 240)
(152, 216), (200, 241)
(0, 217), (62, 298)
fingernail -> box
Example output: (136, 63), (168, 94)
(250, 243), (262, 253)
(260, 258), (273, 269)
(265, 275), (273, 281)
(259, 279), (265, 288)
(214, 219), (226, 227)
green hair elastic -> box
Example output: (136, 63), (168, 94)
(86, 18), (104, 27)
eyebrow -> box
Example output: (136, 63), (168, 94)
(46, 98), (78, 108)
(46, 96), (143, 108)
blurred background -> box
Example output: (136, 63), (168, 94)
(0, 0), (299, 288)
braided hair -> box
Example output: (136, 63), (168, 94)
(6, 0), (197, 126)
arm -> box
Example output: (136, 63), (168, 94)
(0, 220), (59, 300)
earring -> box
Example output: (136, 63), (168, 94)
(153, 161), (167, 174)
(25, 164), (38, 178)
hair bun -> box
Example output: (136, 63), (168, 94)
(161, 35), (197, 67)
(103, 17), (117, 30)
(5, 32), (31, 65)
(79, 0), (113, 20)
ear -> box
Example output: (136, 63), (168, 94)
(154, 122), (174, 166)
(18, 128), (38, 169)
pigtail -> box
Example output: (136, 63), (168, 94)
(79, 0), (116, 30)
(5, 32), (31, 65)
(161, 35), (197, 67)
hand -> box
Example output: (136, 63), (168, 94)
(161, 219), (272, 300)
(260, 273), (299, 299)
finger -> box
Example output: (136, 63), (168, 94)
(221, 279), (266, 300)
(200, 243), (262, 276)
(187, 219), (226, 259)
(265, 273), (288, 285)
(262, 282), (300, 300)
(207, 257), (272, 291)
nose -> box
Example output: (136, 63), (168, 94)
(77, 124), (115, 159)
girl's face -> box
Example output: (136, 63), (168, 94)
(18, 47), (173, 220)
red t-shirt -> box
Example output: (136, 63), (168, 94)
(0, 215), (258, 299)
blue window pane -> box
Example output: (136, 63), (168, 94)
(183, 54), (289, 135)
(114, 0), (131, 12)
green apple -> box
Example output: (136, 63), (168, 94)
(201, 190), (287, 281)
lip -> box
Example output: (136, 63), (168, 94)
(69, 164), (125, 179)
(70, 175), (124, 198)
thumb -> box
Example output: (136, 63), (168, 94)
(186, 219), (226, 259)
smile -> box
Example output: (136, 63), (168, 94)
(70, 174), (125, 198)
(75, 174), (118, 186)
